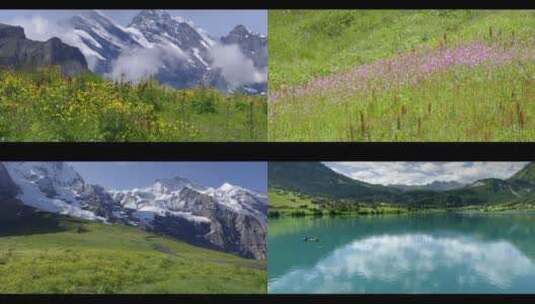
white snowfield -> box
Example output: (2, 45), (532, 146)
(209, 183), (268, 218)
(3, 162), (104, 221)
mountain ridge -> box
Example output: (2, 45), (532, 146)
(389, 180), (466, 192)
(0, 162), (266, 259)
(269, 162), (535, 208)
(64, 9), (267, 93)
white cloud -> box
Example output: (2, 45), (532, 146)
(325, 162), (528, 186)
(209, 43), (266, 89)
(6, 15), (101, 69)
(109, 45), (188, 83)
(8, 15), (63, 41)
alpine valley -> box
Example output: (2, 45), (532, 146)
(0, 162), (266, 293)
(268, 162), (535, 216)
(268, 162), (535, 293)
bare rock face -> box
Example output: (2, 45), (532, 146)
(112, 182), (268, 260)
(78, 184), (126, 222)
(0, 162), (18, 200)
(0, 23), (88, 76)
(0, 24), (25, 40)
(212, 202), (267, 259)
(174, 187), (267, 259)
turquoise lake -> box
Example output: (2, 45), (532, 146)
(268, 213), (535, 293)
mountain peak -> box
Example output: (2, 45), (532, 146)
(129, 9), (179, 29)
(230, 24), (250, 35)
(136, 9), (172, 21)
(152, 176), (206, 193)
(218, 182), (239, 192)
(154, 175), (189, 185)
(0, 23), (25, 40)
(0, 24), (88, 75)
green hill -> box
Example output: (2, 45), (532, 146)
(0, 200), (266, 294)
(0, 67), (266, 142)
(268, 162), (399, 199)
(269, 10), (535, 141)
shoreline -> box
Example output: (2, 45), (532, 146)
(268, 205), (535, 219)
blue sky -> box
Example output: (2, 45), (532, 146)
(0, 10), (266, 37)
(69, 162), (267, 192)
(325, 162), (528, 186)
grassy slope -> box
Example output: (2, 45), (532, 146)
(269, 10), (535, 90)
(0, 68), (266, 142)
(269, 10), (535, 141)
(0, 213), (266, 294)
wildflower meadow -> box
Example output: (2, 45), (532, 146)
(0, 67), (266, 142)
(269, 10), (535, 141)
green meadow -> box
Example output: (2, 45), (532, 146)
(0, 210), (266, 294)
(268, 188), (409, 217)
(268, 10), (535, 141)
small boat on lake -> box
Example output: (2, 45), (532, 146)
(303, 236), (319, 242)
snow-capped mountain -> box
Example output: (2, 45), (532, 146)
(1, 162), (126, 222)
(61, 10), (266, 94)
(110, 178), (267, 259)
(3, 162), (100, 220)
(0, 162), (267, 259)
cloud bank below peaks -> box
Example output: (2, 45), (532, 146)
(109, 45), (188, 83)
(209, 43), (266, 89)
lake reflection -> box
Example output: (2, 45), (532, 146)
(268, 213), (535, 293)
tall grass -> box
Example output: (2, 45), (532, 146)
(269, 10), (535, 141)
(0, 67), (267, 142)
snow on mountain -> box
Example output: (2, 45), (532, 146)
(110, 177), (267, 258)
(2, 162), (103, 221)
(128, 9), (215, 54)
(65, 10), (142, 73)
(211, 182), (268, 218)
(61, 9), (266, 94)
(0, 161), (266, 259)
(110, 178), (267, 225)
(109, 177), (212, 226)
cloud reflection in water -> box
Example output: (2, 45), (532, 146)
(269, 234), (535, 293)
